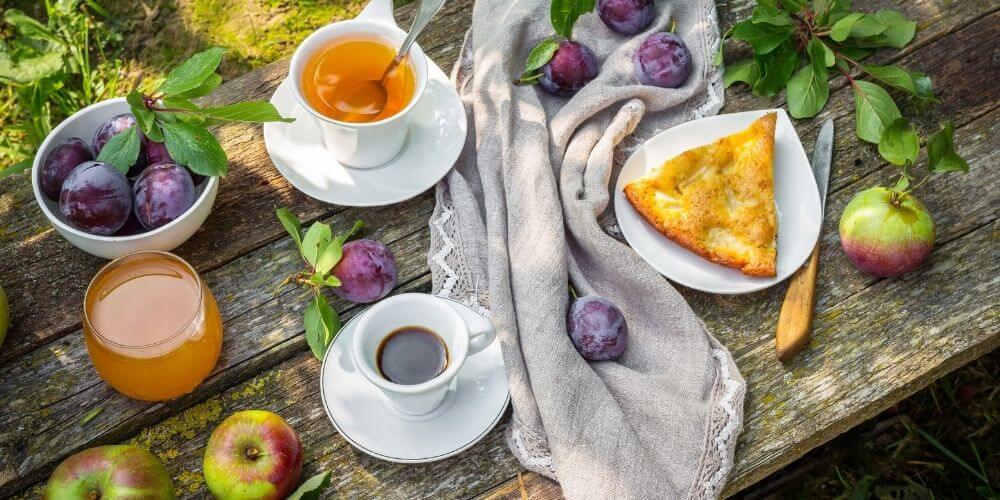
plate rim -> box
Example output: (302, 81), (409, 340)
(263, 60), (467, 207)
(613, 108), (822, 294)
(318, 297), (510, 463)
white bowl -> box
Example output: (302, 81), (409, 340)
(31, 98), (218, 259)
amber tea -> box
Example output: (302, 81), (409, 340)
(301, 37), (416, 123)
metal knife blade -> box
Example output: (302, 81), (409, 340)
(812, 119), (834, 212)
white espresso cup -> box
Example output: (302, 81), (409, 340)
(288, 0), (429, 168)
(352, 293), (497, 416)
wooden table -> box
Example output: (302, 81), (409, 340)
(1, 0), (997, 497)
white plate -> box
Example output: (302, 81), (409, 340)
(263, 60), (466, 207)
(320, 299), (509, 463)
(613, 109), (822, 294)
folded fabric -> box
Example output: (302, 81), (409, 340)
(427, 1), (746, 497)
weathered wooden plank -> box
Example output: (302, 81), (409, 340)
(0, 0), (475, 363)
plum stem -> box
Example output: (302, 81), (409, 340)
(568, 283), (579, 300)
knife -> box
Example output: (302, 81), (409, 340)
(776, 118), (834, 362)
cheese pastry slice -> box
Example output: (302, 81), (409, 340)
(623, 113), (778, 277)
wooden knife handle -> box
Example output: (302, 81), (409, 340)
(776, 242), (820, 362)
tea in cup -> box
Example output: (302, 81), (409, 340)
(289, 5), (429, 168)
(352, 293), (497, 416)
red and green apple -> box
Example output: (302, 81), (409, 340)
(203, 410), (303, 500)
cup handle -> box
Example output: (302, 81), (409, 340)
(357, 0), (395, 24)
(465, 313), (497, 356)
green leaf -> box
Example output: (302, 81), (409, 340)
(287, 471), (332, 500)
(334, 220), (365, 246)
(877, 118), (918, 166)
(847, 15), (887, 39)
(79, 406), (103, 425)
(869, 10), (916, 48)
(4, 10), (62, 45)
(0, 158), (32, 179)
(777, 0), (806, 13)
(751, 46), (797, 97)
(171, 73), (223, 99)
(126, 90), (160, 139)
(723, 58), (761, 88)
(861, 65), (915, 94)
(195, 101), (294, 123)
(157, 47), (226, 97)
(159, 97), (201, 112)
(524, 38), (559, 75)
(325, 276), (342, 287)
(314, 240), (343, 275)
(276, 208), (304, 253)
(732, 20), (794, 55)
(0, 50), (65, 85)
(550, 0), (595, 40)
(926, 121), (969, 173)
(304, 294), (339, 360)
(829, 12), (864, 41)
(750, 3), (792, 26)
(786, 39), (829, 119)
(301, 222), (332, 267)
(892, 174), (910, 192)
(910, 71), (937, 103)
(853, 80), (901, 144)
(96, 125), (141, 174)
(160, 121), (228, 176)
(816, 39), (836, 67)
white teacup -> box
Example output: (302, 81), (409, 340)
(288, 0), (429, 168)
(353, 293), (497, 416)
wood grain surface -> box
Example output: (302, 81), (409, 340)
(0, 0), (997, 498)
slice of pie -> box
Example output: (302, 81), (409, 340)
(623, 113), (778, 277)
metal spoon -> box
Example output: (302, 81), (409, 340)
(336, 0), (447, 119)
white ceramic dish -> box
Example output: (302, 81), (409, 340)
(320, 298), (509, 463)
(32, 98), (218, 260)
(263, 57), (466, 207)
(613, 109), (822, 294)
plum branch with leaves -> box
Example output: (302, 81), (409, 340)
(721, 0), (968, 200)
(275, 208), (364, 361)
(97, 47), (293, 178)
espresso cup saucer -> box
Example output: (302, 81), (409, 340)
(263, 59), (467, 207)
(320, 298), (509, 463)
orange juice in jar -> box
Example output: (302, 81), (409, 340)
(83, 251), (223, 401)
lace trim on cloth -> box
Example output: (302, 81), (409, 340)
(688, 346), (747, 499)
(692, 0), (725, 120)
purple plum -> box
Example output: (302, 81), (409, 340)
(145, 139), (204, 185)
(40, 137), (94, 201)
(133, 162), (196, 230)
(567, 295), (628, 361)
(634, 32), (692, 88)
(331, 239), (398, 303)
(598, 0), (655, 35)
(59, 161), (132, 235)
(539, 41), (599, 96)
(92, 113), (147, 177)
(114, 212), (147, 236)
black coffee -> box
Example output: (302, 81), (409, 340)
(376, 326), (449, 385)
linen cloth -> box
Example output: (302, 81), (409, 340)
(427, 1), (746, 498)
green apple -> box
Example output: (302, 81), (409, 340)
(203, 410), (303, 500)
(43, 445), (175, 499)
(839, 187), (935, 277)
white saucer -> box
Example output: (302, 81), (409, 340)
(320, 298), (509, 463)
(613, 109), (822, 295)
(263, 61), (467, 207)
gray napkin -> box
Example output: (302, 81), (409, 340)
(427, 1), (746, 498)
